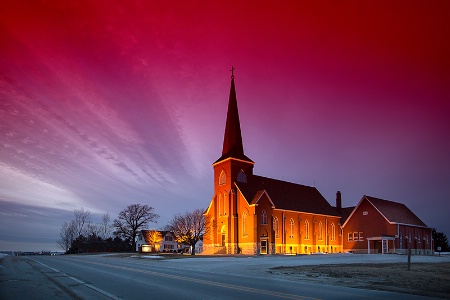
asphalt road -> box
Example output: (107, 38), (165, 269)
(0, 254), (438, 299)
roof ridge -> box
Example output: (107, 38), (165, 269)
(253, 174), (316, 189)
(236, 174), (339, 216)
(365, 195), (406, 206)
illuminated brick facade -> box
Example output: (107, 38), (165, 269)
(203, 73), (342, 255)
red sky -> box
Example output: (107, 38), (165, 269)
(1, 1), (449, 251)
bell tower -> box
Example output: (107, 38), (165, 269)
(211, 67), (254, 253)
(213, 67), (254, 194)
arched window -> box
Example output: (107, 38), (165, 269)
(218, 194), (223, 215)
(242, 211), (248, 237)
(273, 217), (279, 238)
(237, 170), (247, 183)
(261, 210), (267, 225)
(219, 170), (226, 185)
(223, 192), (227, 215)
(318, 221), (323, 240)
(305, 220), (310, 240)
(331, 223), (336, 241)
(289, 219), (294, 239)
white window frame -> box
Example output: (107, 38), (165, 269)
(223, 192), (227, 215)
(289, 219), (294, 239)
(242, 211), (248, 237)
(273, 217), (279, 238)
(330, 223), (336, 241)
(219, 170), (226, 185)
(358, 232), (363, 241)
(318, 221), (323, 241)
(261, 210), (267, 225)
(305, 220), (310, 240)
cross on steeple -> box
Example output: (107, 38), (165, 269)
(214, 67), (253, 164)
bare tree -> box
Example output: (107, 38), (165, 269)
(143, 230), (163, 252)
(56, 208), (91, 253)
(57, 220), (76, 252)
(99, 212), (112, 239)
(73, 208), (91, 237)
(166, 209), (208, 255)
(113, 204), (159, 252)
(84, 212), (112, 239)
(87, 223), (101, 237)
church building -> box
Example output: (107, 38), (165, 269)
(203, 71), (342, 255)
(340, 195), (433, 255)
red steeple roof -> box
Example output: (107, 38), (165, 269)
(222, 76), (243, 156)
(215, 70), (253, 164)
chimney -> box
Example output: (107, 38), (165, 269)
(336, 191), (342, 215)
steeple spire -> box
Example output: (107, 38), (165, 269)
(215, 68), (253, 163)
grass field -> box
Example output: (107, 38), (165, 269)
(270, 262), (450, 299)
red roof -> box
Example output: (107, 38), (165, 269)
(236, 175), (339, 216)
(364, 195), (428, 227)
(340, 206), (356, 224)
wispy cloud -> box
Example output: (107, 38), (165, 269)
(0, 41), (195, 218)
(1, 1), (449, 252)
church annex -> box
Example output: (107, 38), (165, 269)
(203, 71), (342, 255)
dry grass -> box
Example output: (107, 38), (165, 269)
(269, 262), (450, 298)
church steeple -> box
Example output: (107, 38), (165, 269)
(215, 68), (253, 164)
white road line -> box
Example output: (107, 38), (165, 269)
(29, 258), (120, 300)
(67, 276), (120, 300)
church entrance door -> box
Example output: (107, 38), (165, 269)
(260, 239), (268, 254)
(221, 234), (225, 247)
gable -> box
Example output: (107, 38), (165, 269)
(342, 198), (389, 228)
(342, 195), (428, 228)
(365, 196), (428, 227)
(249, 189), (275, 207)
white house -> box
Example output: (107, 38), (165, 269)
(136, 230), (179, 253)
(194, 240), (203, 254)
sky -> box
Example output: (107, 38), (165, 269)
(1, 1), (449, 252)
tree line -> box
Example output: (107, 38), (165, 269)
(57, 204), (207, 255)
(59, 204), (449, 254)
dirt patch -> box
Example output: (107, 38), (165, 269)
(269, 263), (450, 298)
